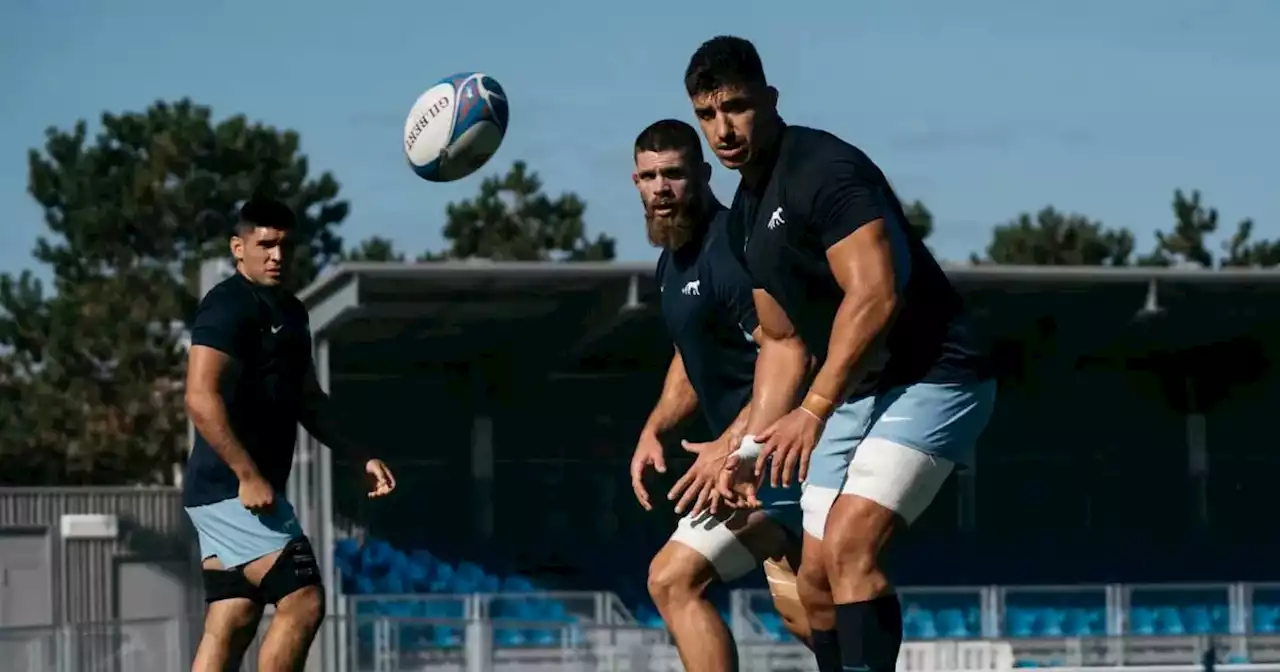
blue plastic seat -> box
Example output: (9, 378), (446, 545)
(936, 608), (969, 638)
(1253, 605), (1279, 633)
(374, 573), (405, 594)
(495, 629), (525, 646)
(1063, 608), (1092, 636)
(1211, 605), (1229, 633)
(526, 628), (558, 646)
(904, 608), (938, 639)
(432, 626), (462, 647)
(1184, 606), (1213, 634)
(361, 539), (394, 571)
(1130, 607), (1156, 635)
(334, 538), (360, 564)
(428, 562), (455, 592)
(1006, 608), (1036, 638)
(965, 607), (982, 636)
(1155, 607), (1184, 635)
(1038, 609), (1065, 637)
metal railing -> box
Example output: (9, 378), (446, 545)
(7, 585), (1280, 671)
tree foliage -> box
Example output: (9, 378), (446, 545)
(973, 206), (1135, 266)
(974, 190), (1275, 269)
(1140, 189), (1280, 268)
(902, 199), (933, 241)
(342, 236), (405, 262)
(429, 161), (615, 261)
(0, 99), (349, 485)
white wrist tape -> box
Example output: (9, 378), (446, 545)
(732, 435), (765, 462)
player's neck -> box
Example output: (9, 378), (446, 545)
(235, 266), (281, 293)
(740, 118), (785, 190)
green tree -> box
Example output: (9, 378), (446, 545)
(973, 206), (1135, 266)
(1140, 189), (1279, 267)
(0, 99), (349, 485)
(902, 199), (933, 241)
(342, 236), (405, 262)
(428, 161), (615, 261)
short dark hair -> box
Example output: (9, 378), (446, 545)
(233, 197), (296, 237)
(633, 119), (703, 164)
(684, 35), (767, 97)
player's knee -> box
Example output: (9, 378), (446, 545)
(795, 561), (833, 613)
(276, 584), (325, 629)
(821, 495), (896, 579)
(647, 544), (713, 607)
(203, 598), (263, 635)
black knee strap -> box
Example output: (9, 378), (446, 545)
(258, 536), (323, 605)
(202, 567), (262, 604)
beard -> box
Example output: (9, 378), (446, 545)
(644, 188), (704, 250)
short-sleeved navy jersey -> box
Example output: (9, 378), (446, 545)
(728, 126), (990, 395)
(656, 205), (760, 435)
(183, 272), (313, 507)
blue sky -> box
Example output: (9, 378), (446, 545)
(1, 0), (1277, 282)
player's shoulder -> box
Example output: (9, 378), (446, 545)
(780, 125), (882, 180)
(198, 274), (255, 313)
(280, 290), (308, 317)
(702, 206), (748, 276)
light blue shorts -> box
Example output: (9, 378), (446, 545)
(184, 493), (303, 569)
(800, 379), (997, 538)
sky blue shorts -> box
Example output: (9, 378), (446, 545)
(184, 493), (303, 569)
(800, 379), (997, 537)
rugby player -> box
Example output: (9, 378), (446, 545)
(682, 36), (997, 672)
(627, 119), (821, 671)
(183, 198), (397, 672)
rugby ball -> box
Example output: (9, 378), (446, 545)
(403, 72), (509, 182)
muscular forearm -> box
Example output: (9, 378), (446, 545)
(186, 391), (260, 479)
(643, 357), (699, 437)
(745, 336), (811, 435)
(718, 403), (752, 450)
(807, 293), (896, 405)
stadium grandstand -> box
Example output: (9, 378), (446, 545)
(3, 258), (1280, 672)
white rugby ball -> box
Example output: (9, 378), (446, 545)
(403, 72), (510, 183)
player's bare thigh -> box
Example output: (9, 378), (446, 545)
(654, 507), (807, 639)
(192, 556), (263, 671)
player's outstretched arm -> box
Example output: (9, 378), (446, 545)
(805, 221), (899, 406)
(186, 345), (260, 482)
(744, 289), (811, 437)
(642, 350), (699, 440)
(799, 153), (902, 408)
(716, 290), (811, 499)
(631, 351), (699, 509)
(300, 362), (396, 498)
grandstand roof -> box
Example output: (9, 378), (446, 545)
(300, 261), (1280, 331)
(300, 261), (1280, 376)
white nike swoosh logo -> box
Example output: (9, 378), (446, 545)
(271, 325), (283, 333)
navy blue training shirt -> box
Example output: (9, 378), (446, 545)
(656, 204), (760, 435)
(728, 125), (990, 395)
(184, 272), (312, 507)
